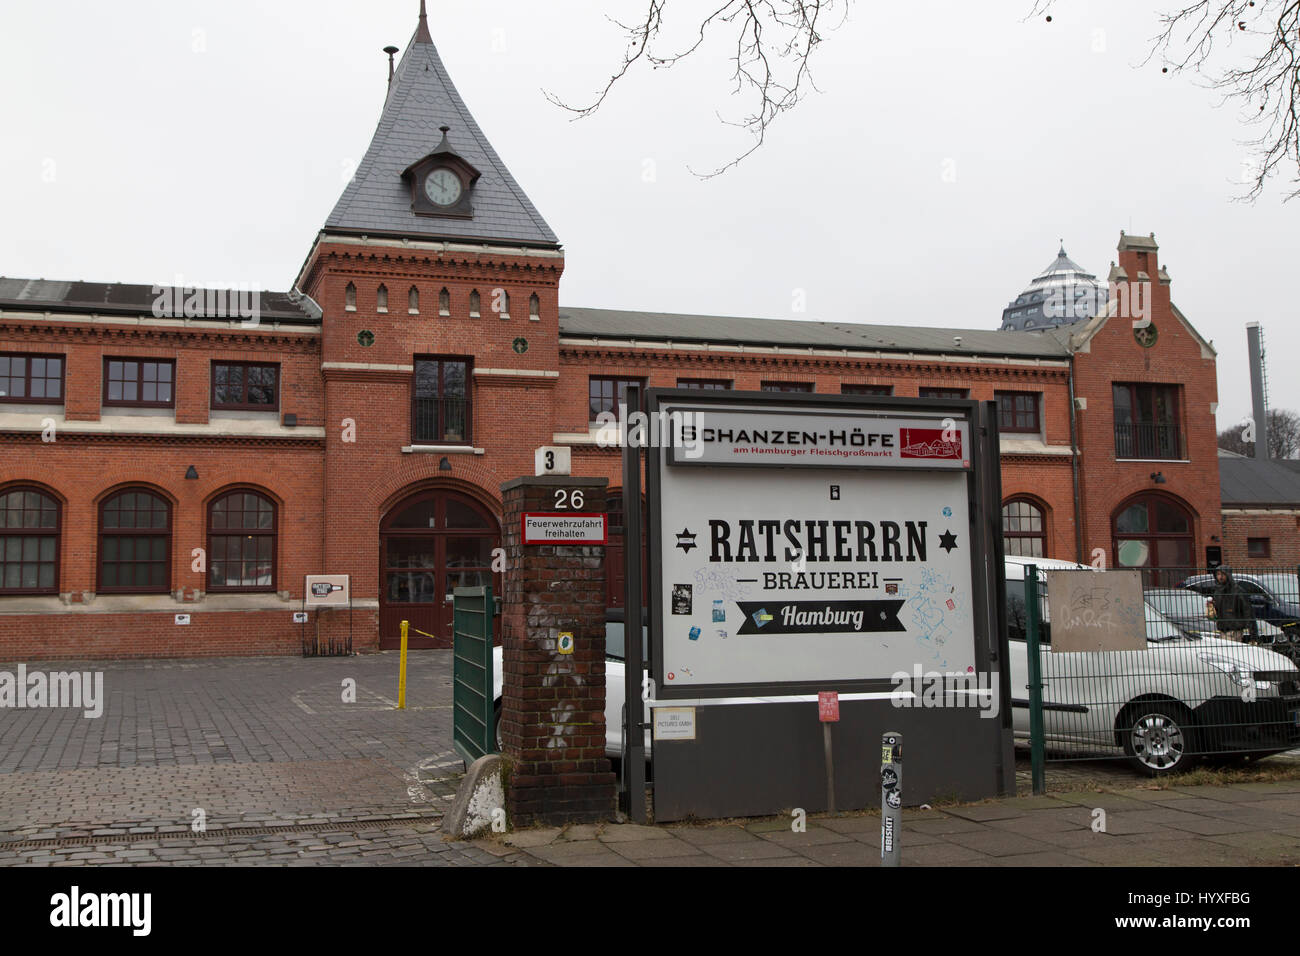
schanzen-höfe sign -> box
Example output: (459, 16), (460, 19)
(653, 400), (978, 694)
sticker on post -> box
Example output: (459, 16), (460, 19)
(653, 706), (697, 741)
(818, 691), (840, 722)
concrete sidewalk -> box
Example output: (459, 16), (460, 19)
(473, 779), (1300, 866)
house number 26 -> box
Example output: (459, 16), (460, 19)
(554, 489), (585, 510)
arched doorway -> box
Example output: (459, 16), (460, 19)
(379, 488), (500, 649)
(1112, 493), (1194, 588)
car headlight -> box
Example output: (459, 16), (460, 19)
(1199, 653), (1255, 688)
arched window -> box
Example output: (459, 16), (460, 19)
(1002, 498), (1047, 558)
(376, 284), (388, 313)
(345, 282), (357, 311)
(0, 486), (59, 595)
(208, 490), (276, 592)
(529, 293), (540, 321)
(497, 290), (510, 319)
(408, 286), (420, 314)
(99, 489), (171, 594)
(1113, 493), (1193, 587)
(438, 287), (450, 316)
(469, 289), (481, 318)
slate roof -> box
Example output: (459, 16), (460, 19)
(1219, 457), (1300, 507)
(558, 306), (1079, 358)
(323, 9), (558, 249)
(0, 278), (320, 324)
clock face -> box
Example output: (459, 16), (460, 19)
(424, 168), (463, 206)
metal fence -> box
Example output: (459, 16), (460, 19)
(1113, 422), (1183, 460)
(451, 585), (494, 766)
(1018, 564), (1300, 790)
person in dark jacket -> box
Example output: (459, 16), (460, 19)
(1207, 567), (1257, 642)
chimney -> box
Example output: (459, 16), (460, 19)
(1246, 322), (1269, 460)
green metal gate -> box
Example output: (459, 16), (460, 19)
(452, 585), (495, 766)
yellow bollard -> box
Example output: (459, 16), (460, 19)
(398, 619), (409, 710)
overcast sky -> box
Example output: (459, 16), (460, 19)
(1, 0), (1295, 431)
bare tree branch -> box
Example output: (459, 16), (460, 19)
(543, 1), (848, 177)
(1033, 0), (1300, 201)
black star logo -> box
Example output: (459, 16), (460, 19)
(675, 528), (697, 554)
(938, 529), (959, 553)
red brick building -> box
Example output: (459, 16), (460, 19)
(0, 5), (1225, 659)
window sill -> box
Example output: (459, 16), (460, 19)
(401, 444), (485, 455)
(1114, 458), (1190, 464)
(0, 592), (296, 615)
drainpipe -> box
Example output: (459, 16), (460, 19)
(1068, 356), (1084, 564)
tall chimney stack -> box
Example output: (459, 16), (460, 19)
(1246, 322), (1269, 460)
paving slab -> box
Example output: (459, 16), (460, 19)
(666, 826), (758, 846)
(700, 841), (800, 863)
(597, 824), (674, 843)
(758, 827), (853, 848)
(607, 838), (711, 861)
(943, 804), (1027, 822)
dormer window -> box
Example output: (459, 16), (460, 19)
(439, 288), (451, 316)
(376, 284), (389, 313)
(408, 286), (420, 314)
(529, 294), (540, 322)
(345, 282), (357, 311)
(401, 126), (481, 220)
(469, 290), (481, 318)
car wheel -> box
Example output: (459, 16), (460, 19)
(493, 700), (502, 752)
(1121, 703), (1193, 776)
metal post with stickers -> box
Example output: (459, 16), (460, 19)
(632, 388), (1013, 822)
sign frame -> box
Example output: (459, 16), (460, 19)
(645, 388), (996, 701)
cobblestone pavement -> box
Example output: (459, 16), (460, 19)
(0, 652), (520, 864)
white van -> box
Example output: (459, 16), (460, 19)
(1005, 556), (1300, 775)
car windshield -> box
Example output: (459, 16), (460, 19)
(1144, 602), (1187, 642)
(1253, 573), (1299, 603)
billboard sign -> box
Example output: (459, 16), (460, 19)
(304, 574), (350, 608)
(648, 392), (984, 699)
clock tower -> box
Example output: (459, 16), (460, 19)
(294, 0), (564, 648)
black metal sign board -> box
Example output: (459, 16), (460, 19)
(646, 390), (992, 701)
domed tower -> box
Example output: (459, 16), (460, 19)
(1000, 244), (1108, 331)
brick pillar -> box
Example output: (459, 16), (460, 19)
(500, 476), (616, 826)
